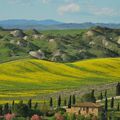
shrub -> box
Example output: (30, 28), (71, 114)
(4, 113), (15, 120)
(31, 114), (42, 120)
(55, 113), (65, 120)
(55, 108), (66, 114)
(46, 110), (55, 117)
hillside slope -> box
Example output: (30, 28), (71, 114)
(0, 27), (120, 63)
(0, 58), (120, 91)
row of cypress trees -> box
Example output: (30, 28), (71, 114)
(50, 94), (76, 108)
(104, 97), (120, 112)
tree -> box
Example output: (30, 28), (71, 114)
(117, 103), (120, 111)
(116, 83), (120, 96)
(50, 97), (53, 109)
(81, 90), (96, 103)
(68, 95), (72, 108)
(100, 110), (106, 120)
(98, 92), (103, 100)
(0, 105), (3, 115)
(105, 90), (107, 97)
(14, 103), (29, 117)
(58, 95), (61, 108)
(3, 103), (9, 114)
(105, 97), (108, 112)
(91, 90), (96, 103)
(73, 94), (76, 105)
(34, 102), (38, 110)
(110, 97), (114, 109)
(13, 101), (29, 117)
(28, 99), (32, 109)
(12, 100), (15, 111)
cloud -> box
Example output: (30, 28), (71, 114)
(58, 3), (80, 15)
(88, 5), (118, 17)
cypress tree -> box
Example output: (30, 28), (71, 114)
(116, 83), (120, 96)
(98, 92), (103, 100)
(68, 95), (72, 108)
(3, 103), (9, 114)
(100, 92), (103, 100)
(58, 95), (61, 107)
(117, 103), (120, 111)
(73, 94), (76, 105)
(110, 97), (114, 109)
(12, 100), (15, 110)
(105, 97), (108, 112)
(34, 102), (38, 110)
(91, 89), (96, 103)
(105, 90), (107, 97)
(0, 105), (3, 115)
(28, 99), (32, 109)
(50, 97), (53, 108)
(12, 100), (15, 106)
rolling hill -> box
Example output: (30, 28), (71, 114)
(0, 57), (120, 102)
(0, 27), (120, 63)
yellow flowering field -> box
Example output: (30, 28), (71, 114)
(0, 58), (119, 103)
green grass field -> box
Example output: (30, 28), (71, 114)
(40, 29), (86, 35)
(0, 57), (120, 103)
(24, 29), (86, 36)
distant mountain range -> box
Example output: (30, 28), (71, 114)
(0, 19), (120, 30)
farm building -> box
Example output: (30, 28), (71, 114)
(66, 102), (103, 117)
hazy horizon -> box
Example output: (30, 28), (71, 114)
(0, 19), (120, 24)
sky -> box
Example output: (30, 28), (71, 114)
(0, 0), (120, 23)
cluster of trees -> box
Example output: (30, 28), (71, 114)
(50, 94), (76, 109)
(0, 94), (76, 119)
(81, 90), (96, 103)
(104, 96), (120, 112)
(97, 88), (120, 120)
(97, 88), (120, 112)
(0, 99), (41, 118)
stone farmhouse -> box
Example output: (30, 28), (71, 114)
(66, 102), (103, 117)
